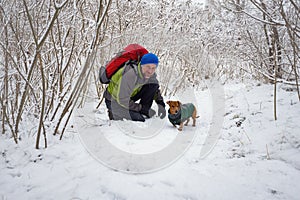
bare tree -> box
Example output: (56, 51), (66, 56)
(0, 0), (112, 148)
(220, 0), (299, 120)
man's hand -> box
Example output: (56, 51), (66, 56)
(157, 104), (166, 119)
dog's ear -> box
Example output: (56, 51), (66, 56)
(177, 101), (182, 107)
(166, 101), (170, 105)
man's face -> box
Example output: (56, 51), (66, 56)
(141, 64), (157, 79)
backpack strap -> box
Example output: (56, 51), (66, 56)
(123, 60), (143, 78)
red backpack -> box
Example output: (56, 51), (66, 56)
(99, 44), (148, 84)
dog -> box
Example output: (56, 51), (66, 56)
(166, 100), (199, 131)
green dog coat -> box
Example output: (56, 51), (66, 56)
(168, 103), (195, 126)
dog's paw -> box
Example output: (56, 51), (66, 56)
(178, 128), (183, 131)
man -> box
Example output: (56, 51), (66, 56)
(104, 53), (166, 122)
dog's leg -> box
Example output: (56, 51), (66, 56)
(192, 118), (196, 126)
(185, 118), (190, 126)
(178, 122), (183, 131)
(192, 109), (197, 127)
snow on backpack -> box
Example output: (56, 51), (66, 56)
(99, 44), (148, 84)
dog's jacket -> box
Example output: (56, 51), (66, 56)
(168, 103), (195, 126)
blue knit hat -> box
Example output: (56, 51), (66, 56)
(140, 53), (159, 66)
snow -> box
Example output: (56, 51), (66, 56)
(1, 82), (300, 200)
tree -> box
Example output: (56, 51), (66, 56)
(0, 0), (112, 148)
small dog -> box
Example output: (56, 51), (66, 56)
(166, 100), (199, 131)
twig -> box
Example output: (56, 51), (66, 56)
(266, 144), (271, 160)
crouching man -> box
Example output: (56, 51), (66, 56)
(104, 53), (166, 122)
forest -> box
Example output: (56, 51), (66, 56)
(0, 0), (299, 148)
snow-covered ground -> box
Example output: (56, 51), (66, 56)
(1, 82), (300, 200)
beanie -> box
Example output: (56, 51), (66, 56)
(140, 53), (159, 66)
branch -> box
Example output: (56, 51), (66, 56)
(289, 0), (300, 13)
(38, 1), (68, 48)
(223, 0), (285, 26)
(241, 9), (285, 26)
(15, 0), (67, 136)
(23, 0), (38, 44)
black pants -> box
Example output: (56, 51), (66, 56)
(105, 83), (159, 122)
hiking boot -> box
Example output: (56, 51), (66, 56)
(140, 108), (156, 118)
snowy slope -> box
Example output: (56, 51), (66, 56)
(1, 82), (300, 200)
